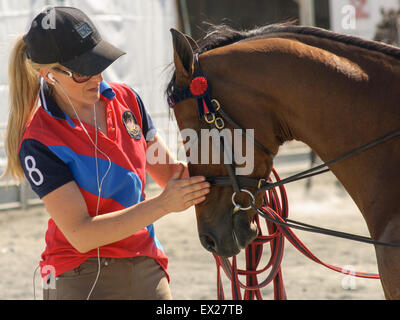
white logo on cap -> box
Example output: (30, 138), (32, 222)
(76, 23), (93, 39)
(41, 6), (56, 30)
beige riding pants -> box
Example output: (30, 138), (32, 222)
(43, 256), (172, 300)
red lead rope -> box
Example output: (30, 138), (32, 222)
(213, 168), (380, 300)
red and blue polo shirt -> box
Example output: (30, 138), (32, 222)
(18, 80), (168, 279)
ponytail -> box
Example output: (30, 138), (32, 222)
(3, 35), (56, 181)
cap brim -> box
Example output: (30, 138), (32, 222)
(61, 40), (126, 76)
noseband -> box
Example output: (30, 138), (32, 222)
(167, 53), (400, 248)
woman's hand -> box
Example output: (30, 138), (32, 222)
(158, 163), (210, 214)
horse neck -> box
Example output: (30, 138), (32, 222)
(203, 37), (400, 235)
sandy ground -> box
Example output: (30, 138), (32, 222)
(0, 169), (386, 300)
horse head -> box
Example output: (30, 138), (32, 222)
(168, 29), (278, 257)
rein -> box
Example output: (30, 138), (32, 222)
(168, 53), (400, 299)
(214, 169), (380, 300)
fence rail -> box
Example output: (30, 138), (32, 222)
(0, 119), (314, 212)
(0, 112), (181, 211)
(0, 122), (43, 211)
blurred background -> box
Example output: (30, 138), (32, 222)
(0, 0), (399, 209)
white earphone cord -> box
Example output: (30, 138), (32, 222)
(56, 79), (112, 300)
(33, 77), (111, 300)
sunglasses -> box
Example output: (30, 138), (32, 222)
(52, 67), (92, 83)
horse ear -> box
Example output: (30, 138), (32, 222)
(184, 34), (199, 51)
(170, 28), (194, 86)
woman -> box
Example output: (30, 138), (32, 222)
(4, 6), (210, 300)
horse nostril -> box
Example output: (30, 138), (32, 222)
(200, 234), (217, 253)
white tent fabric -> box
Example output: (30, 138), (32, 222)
(0, 0), (180, 171)
(330, 0), (399, 40)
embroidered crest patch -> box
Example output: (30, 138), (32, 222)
(122, 111), (142, 140)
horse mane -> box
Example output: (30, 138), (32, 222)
(166, 23), (400, 96)
(196, 22), (400, 60)
(197, 22), (400, 59)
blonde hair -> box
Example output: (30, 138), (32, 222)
(3, 35), (58, 181)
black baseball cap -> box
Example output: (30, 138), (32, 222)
(23, 6), (126, 76)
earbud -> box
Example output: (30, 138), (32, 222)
(48, 73), (56, 83)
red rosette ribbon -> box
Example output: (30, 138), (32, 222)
(190, 76), (208, 96)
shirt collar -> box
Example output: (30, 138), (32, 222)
(100, 81), (116, 100)
(39, 78), (116, 127)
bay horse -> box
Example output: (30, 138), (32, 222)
(167, 23), (400, 299)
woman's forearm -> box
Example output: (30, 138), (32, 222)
(44, 165), (208, 254)
(75, 196), (167, 253)
(72, 165), (207, 254)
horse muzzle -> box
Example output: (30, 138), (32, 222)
(198, 208), (258, 257)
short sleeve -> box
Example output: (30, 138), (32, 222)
(19, 139), (74, 199)
(130, 89), (157, 141)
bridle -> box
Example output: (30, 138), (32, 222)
(168, 53), (274, 212)
(167, 53), (400, 248)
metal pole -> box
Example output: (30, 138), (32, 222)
(179, 0), (192, 35)
(297, 0), (316, 26)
